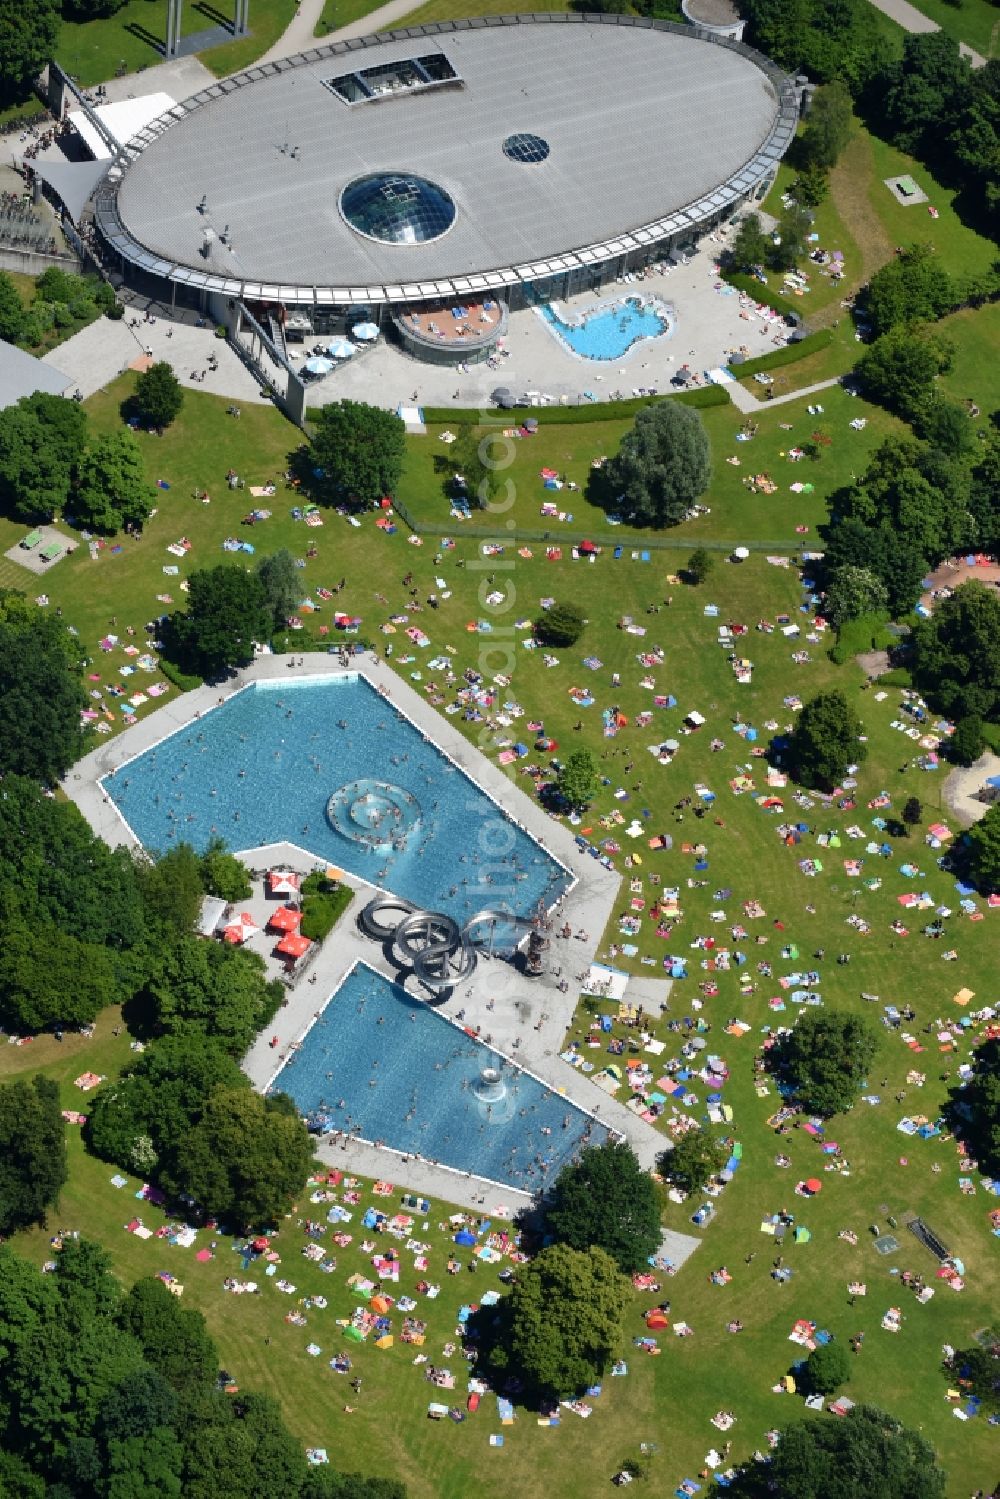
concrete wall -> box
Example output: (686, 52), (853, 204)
(0, 246), (81, 277)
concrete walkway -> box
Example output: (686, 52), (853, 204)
(727, 374), (842, 415)
(256, 0), (432, 65)
(867, 0), (987, 65)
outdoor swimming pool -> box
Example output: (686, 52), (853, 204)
(270, 963), (610, 1190)
(102, 676), (570, 924)
(539, 296), (673, 361)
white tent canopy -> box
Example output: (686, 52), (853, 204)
(68, 92), (175, 162)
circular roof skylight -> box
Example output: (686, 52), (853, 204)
(340, 173), (456, 245)
(502, 133), (550, 164)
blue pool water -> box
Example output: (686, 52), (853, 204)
(540, 296), (673, 361)
(272, 963), (610, 1189)
(103, 677), (570, 923)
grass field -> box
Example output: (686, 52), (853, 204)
(3, 346), (999, 1495)
(314, 0), (415, 33)
(903, 0), (1000, 57)
(55, 0), (296, 87)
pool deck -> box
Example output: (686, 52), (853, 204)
(64, 652), (695, 1253)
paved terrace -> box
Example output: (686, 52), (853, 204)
(63, 653), (691, 1240)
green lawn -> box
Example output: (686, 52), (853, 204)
(314, 0), (409, 34)
(935, 301), (1000, 416)
(400, 0), (569, 24)
(55, 0), (296, 88)
(903, 0), (1000, 57)
(2, 312), (999, 1495)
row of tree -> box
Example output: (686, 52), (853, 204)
(0, 1238), (404, 1498)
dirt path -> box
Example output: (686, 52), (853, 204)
(920, 558), (1000, 612)
(827, 131), (894, 302)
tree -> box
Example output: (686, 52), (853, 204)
(659, 1128), (726, 1194)
(120, 1277), (219, 1396)
(823, 566), (888, 628)
(915, 395), (977, 458)
(967, 804), (1000, 894)
(856, 327), (954, 420)
(73, 431), (154, 534)
(166, 1087), (312, 1226)
(800, 80), (853, 169)
(147, 937), (282, 1055)
(728, 213), (770, 274)
(864, 245), (957, 340)
(256, 549), (301, 631)
(0, 1076), (67, 1234)
(0, 270), (24, 342)
(536, 600), (586, 647)
(495, 1244), (628, 1397)
(554, 749), (599, 812)
(545, 1141), (661, 1273)
(451, 425), (508, 510)
(879, 31), (972, 158)
(771, 1009), (880, 1116)
(803, 1341), (851, 1395)
(138, 843), (204, 934)
(0, 0), (59, 106)
(685, 547), (714, 585)
(769, 204), (812, 272)
(602, 402), (711, 528)
(0, 396), (87, 522)
(902, 796), (922, 827)
(0, 592), (85, 780)
(309, 400), (405, 510)
(164, 565), (272, 678)
(793, 162), (829, 208)
(949, 716), (985, 766)
(200, 838), (252, 903)
(62, 0), (127, 15)
(912, 582), (1000, 722)
(0, 916), (117, 1030)
(946, 1342), (1000, 1416)
(132, 361), (184, 430)
(714, 1405), (946, 1498)
(785, 689), (866, 790)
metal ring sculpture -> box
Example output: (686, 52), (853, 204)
(360, 894), (533, 995)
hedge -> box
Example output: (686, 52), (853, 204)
(420, 384), (728, 426)
(300, 882), (353, 941)
(736, 329), (834, 377)
(158, 658), (203, 692)
(720, 270), (801, 323)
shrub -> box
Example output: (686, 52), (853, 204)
(300, 883), (352, 941)
(536, 600), (586, 647)
(719, 270), (800, 322)
(735, 329), (833, 376)
(803, 1341), (851, 1395)
(950, 716), (986, 766)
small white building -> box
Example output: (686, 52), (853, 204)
(682, 0), (746, 43)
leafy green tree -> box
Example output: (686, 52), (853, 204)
(0, 397), (86, 522)
(728, 213), (770, 274)
(902, 796), (922, 827)
(147, 937), (281, 1055)
(0, 592), (85, 779)
(309, 400), (405, 510)
(164, 565), (272, 678)
(949, 716), (985, 766)
(0, 1076), (67, 1234)
(545, 1141), (660, 1273)
(912, 582), (1000, 722)
(62, 0), (127, 15)
(804, 1340), (851, 1395)
(554, 748), (599, 812)
(301, 1470), (408, 1499)
(179, 1389), (307, 1499)
(714, 1405), (946, 1498)
(800, 80), (853, 169)
(769, 204), (812, 272)
(256, 549), (301, 630)
(494, 1244), (628, 1397)
(602, 402), (711, 528)
(167, 1087), (312, 1227)
(451, 425), (509, 510)
(73, 431), (154, 534)
(864, 245), (958, 340)
(0, 0), (59, 105)
(824, 566), (888, 628)
(132, 361), (184, 430)
(200, 838), (252, 903)
(536, 600), (586, 647)
(658, 1128), (726, 1194)
(741, 0), (890, 90)
(785, 689), (866, 790)
(915, 395), (977, 458)
(967, 804), (1000, 895)
(138, 843), (204, 934)
(119, 1278), (219, 1395)
(0, 270), (24, 342)
(947, 60), (1000, 218)
(856, 327), (954, 420)
(771, 1009), (880, 1117)
(946, 1342), (1000, 1415)
(793, 162), (829, 208)
(685, 547), (714, 585)
(0, 916), (117, 1030)
(879, 31), (972, 157)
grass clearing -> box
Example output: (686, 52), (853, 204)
(400, 0), (569, 23)
(55, 0), (296, 88)
(314, 0), (408, 33)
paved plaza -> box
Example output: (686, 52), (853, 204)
(62, 651), (687, 1226)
